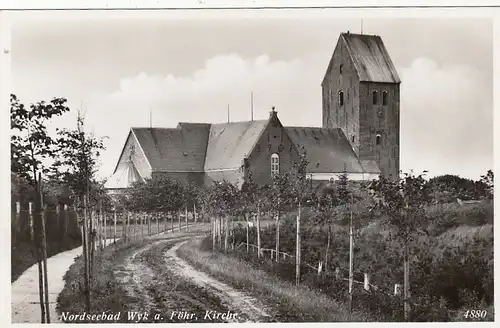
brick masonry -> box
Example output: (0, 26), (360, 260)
(322, 36), (400, 179)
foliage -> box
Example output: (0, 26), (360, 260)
(369, 171), (433, 245)
(49, 111), (107, 206)
(205, 180), (241, 218)
(11, 94), (71, 185)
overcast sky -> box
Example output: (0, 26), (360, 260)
(10, 12), (493, 181)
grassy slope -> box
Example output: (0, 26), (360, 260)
(177, 237), (375, 322)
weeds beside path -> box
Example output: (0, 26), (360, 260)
(177, 237), (373, 322)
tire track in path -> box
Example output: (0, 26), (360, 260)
(165, 239), (271, 323)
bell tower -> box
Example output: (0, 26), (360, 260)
(321, 32), (400, 179)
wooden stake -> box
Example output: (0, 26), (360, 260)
(82, 197), (91, 312)
(348, 198), (354, 318)
(113, 209), (117, 244)
(296, 203), (301, 285)
(224, 216), (229, 251)
(245, 213), (249, 253)
(275, 211), (280, 263)
(30, 198), (45, 323)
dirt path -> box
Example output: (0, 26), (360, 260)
(11, 239), (118, 323)
(11, 246), (82, 323)
(165, 240), (271, 322)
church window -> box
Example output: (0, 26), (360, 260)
(351, 135), (355, 143)
(382, 91), (388, 105)
(271, 153), (280, 177)
(340, 64), (344, 74)
(376, 134), (382, 146)
(372, 91), (378, 105)
(339, 91), (344, 106)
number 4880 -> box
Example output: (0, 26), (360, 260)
(464, 310), (487, 319)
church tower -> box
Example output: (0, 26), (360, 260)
(322, 32), (401, 179)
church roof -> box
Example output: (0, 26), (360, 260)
(284, 126), (379, 174)
(204, 120), (268, 171)
(132, 124), (210, 172)
(341, 33), (401, 83)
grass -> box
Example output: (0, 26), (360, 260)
(177, 236), (375, 322)
(57, 239), (143, 323)
(11, 237), (81, 283)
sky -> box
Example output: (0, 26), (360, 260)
(9, 11), (493, 181)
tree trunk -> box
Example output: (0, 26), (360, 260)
(171, 211), (174, 232)
(212, 218), (216, 250)
(113, 210), (117, 244)
(82, 198), (91, 312)
(178, 211), (181, 232)
(348, 205), (354, 318)
(126, 211), (130, 242)
(325, 224), (331, 273)
(39, 185), (50, 323)
(296, 203), (301, 285)
(224, 216), (229, 251)
(194, 203), (197, 223)
(275, 210), (280, 263)
(257, 205), (262, 258)
(185, 206), (189, 232)
(404, 244), (410, 321)
(217, 217), (224, 249)
(245, 213), (249, 253)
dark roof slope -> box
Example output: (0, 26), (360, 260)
(132, 124), (210, 172)
(342, 33), (401, 83)
(284, 126), (377, 173)
(204, 120), (268, 171)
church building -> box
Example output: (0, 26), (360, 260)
(105, 32), (401, 192)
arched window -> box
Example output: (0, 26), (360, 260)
(351, 135), (355, 143)
(271, 153), (280, 177)
(376, 134), (382, 146)
(372, 91), (378, 105)
(339, 91), (344, 106)
(340, 64), (344, 74)
(382, 91), (388, 106)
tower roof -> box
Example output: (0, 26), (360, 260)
(341, 33), (401, 83)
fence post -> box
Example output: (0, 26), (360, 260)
(335, 267), (340, 280)
(394, 284), (402, 296)
(28, 202), (34, 242)
(14, 201), (20, 244)
(64, 204), (68, 237)
(113, 208), (117, 244)
(318, 261), (323, 275)
(364, 273), (370, 291)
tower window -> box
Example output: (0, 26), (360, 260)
(271, 153), (280, 177)
(339, 91), (344, 106)
(340, 64), (344, 74)
(382, 91), (388, 105)
(376, 134), (382, 145)
(372, 91), (378, 105)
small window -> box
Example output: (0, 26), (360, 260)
(382, 91), (388, 106)
(339, 91), (344, 106)
(351, 135), (355, 143)
(340, 64), (344, 74)
(271, 153), (280, 177)
(372, 91), (378, 105)
(376, 134), (381, 145)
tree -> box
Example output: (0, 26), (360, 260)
(205, 180), (241, 251)
(49, 110), (107, 207)
(11, 94), (71, 323)
(368, 171), (433, 321)
(11, 94), (71, 185)
(479, 170), (494, 199)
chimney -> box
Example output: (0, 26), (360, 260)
(269, 106), (277, 120)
